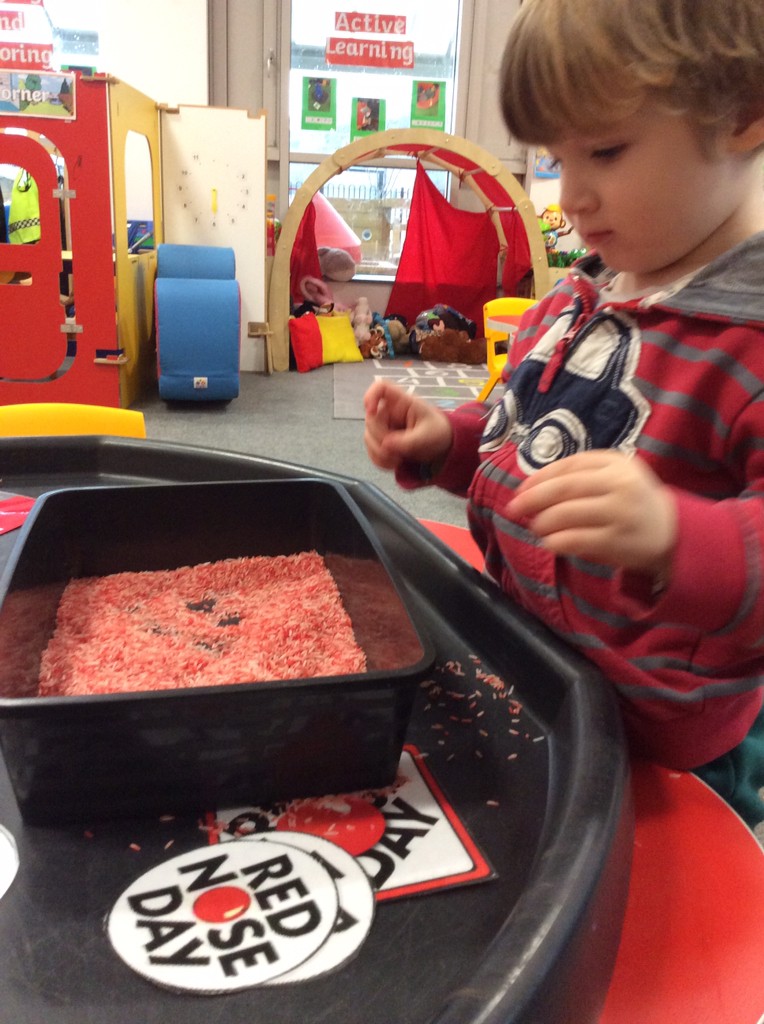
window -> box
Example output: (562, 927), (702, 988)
(44, 0), (101, 68)
(288, 0), (465, 276)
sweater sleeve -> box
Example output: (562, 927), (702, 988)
(394, 296), (557, 493)
(614, 488), (748, 630)
(394, 401), (488, 496)
(614, 451), (764, 652)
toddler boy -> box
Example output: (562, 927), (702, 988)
(364, 0), (764, 827)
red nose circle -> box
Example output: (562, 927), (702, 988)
(193, 885), (251, 923)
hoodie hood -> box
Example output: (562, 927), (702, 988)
(572, 231), (764, 327)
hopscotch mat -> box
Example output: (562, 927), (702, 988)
(333, 358), (489, 419)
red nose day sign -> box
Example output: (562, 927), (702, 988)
(0, 825), (17, 900)
(107, 838), (353, 993)
(254, 831), (375, 985)
(217, 747), (495, 902)
(107, 748), (491, 993)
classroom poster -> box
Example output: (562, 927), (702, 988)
(533, 146), (560, 179)
(0, 70), (75, 118)
(410, 80), (445, 130)
(301, 76), (336, 130)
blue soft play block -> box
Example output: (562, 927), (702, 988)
(157, 243), (236, 280)
(154, 243), (241, 402)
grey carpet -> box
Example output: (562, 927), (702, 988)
(133, 367), (471, 527)
(333, 358), (489, 419)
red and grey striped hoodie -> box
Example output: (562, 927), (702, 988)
(399, 233), (764, 769)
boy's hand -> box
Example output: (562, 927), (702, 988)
(508, 450), (677, 575)
(364, 380), (453, 472)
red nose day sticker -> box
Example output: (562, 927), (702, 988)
(217, 747), (495, 902)
(107, 839), (342, 993)
(255, 831), (375, 984)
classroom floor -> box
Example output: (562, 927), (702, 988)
(134, 366), (467, 526)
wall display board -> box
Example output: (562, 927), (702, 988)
(160, 105), (267, 372)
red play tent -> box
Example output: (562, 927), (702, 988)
(268, 129), (550, 372)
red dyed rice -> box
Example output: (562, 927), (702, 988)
(38, 551), (366, 696)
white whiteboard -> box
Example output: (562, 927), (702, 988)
(160, 105), (267, 371)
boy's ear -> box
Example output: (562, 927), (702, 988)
(727, 111), (764, 154)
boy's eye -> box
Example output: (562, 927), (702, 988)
(591, 144), (627, 161)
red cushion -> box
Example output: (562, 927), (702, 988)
(288, 314), (324, 373)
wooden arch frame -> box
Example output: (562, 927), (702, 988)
(267, 128), (550, 372)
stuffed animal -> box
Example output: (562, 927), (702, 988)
(419, 329), (488, 365)
(364, 313), (409, 356)
(318, 246), (356, 282)
(369, 323), (392, 358)
(409, 304), (477, 353)
(369, 313), (394, 358)
(358, 333), (388, 359)
(350, 296), (373, 344)
(299, 275), (334, 309)
(386, 319), (406, 354)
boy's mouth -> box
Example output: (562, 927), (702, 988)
(581, 230), (613, 248)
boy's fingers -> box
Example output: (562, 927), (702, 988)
(515, 450), (619, 492)
(365, 379), (405, 409)
(510, 473), (594, 518)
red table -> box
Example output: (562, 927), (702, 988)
(422, 519), (764, 1024)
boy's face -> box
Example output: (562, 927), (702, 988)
(547, 101), (764, 290)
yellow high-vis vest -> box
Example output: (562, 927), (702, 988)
(8, 169), (41, 244)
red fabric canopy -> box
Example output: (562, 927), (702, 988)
(288, 143), (535, 325)
(499, 207), (532, 295)
(382, 142), (532, 296)
(289, 201), (323, 305)
(385, 162), (499, 331)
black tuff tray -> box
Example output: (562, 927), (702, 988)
(0, 437), (632, 1024)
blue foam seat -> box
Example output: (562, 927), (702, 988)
(154, 244), (241, 401)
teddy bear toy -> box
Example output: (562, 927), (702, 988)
(358, 331), (389, 359)
(385, 316), (409, 355)
(350, 296), (373, 344)
(318, 246), (357, 282)
(419, 328), (488, 364)
(409, 304), (477, 353)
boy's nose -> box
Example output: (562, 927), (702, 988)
(559, 171), (597, 217)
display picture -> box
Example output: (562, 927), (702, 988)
(350, 97), (386, 140)
(410, 80), (446, 130)
(0, 70), (76, 118)
(301, 76), (336, 130)
(533, 146), (561, 179)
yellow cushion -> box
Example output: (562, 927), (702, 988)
(317, 313), (363, 364)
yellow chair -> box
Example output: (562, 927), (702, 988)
(478, 297), (537, 402)
(0, 402), (147, 438)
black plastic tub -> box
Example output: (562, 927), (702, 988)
(0, 437), (632, 1024)
(0, 478), (434, 823)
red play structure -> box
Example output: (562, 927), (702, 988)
(0, 72), (162, 407)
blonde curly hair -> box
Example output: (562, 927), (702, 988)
(501, 0), (764, 146)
